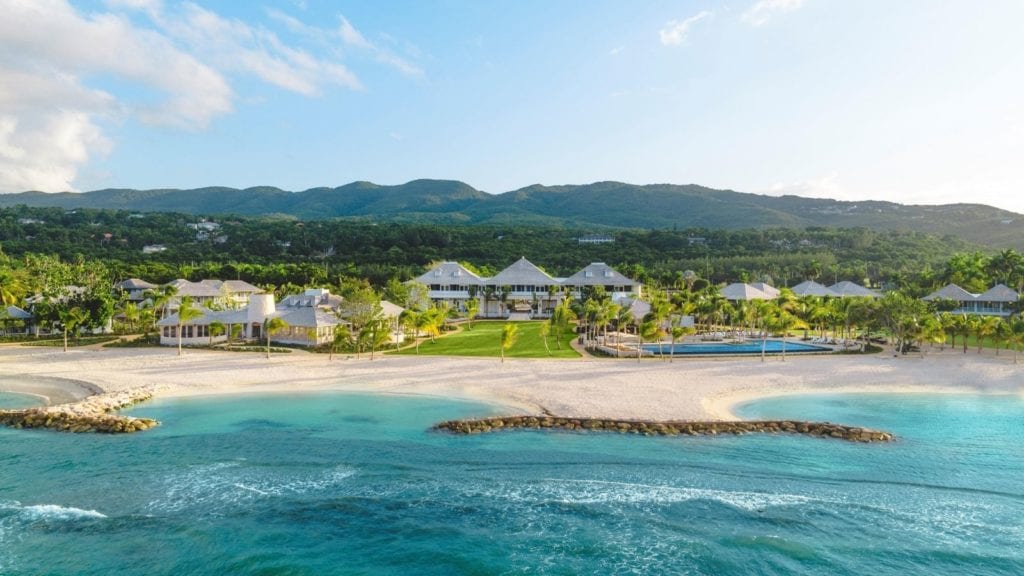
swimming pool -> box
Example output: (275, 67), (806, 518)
(641, 340), (831, 355)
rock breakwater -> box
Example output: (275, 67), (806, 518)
(0, 389), (159, 433)
(434, 416), (894, 442)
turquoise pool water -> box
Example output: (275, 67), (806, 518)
(642, 339), (830, 355)
(1, 391), (1021, 575)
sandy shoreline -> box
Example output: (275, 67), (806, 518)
(0, 345), (1022, 419)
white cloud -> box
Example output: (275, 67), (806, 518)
(764, 172), (846, 200)
(608, 45), (625, 56)
(268, 10), (423, 78)
(155, 3), (362, 95)
(339, 16), (372, 49)
(659, 11), (712, 46)
(0, 0), (420, 193)
(742, 0), (804, 27)
(338, 15), (424, 77)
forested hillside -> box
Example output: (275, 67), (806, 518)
(2, 180), (1021, 248)
(0, 205), (990, 293)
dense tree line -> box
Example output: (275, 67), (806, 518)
(0, 206), (987, 291)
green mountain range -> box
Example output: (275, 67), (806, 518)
(3, 180), (1021, 247)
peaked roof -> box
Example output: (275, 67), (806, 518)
(828, 281), (881, 298)
(719, 283), (771, 301)
(411, 261), (484, 285)
(1, 305), (33, 320)
(750, 282), (780, 298)
(279, 291), (344, 309)
(156, 307), (247, 327)
(166, 279), (224, 298)
(790, 280), (838, 297)
(200, 279), (264, 294)
(922, 283), (978, 302)
(625, 299), (651, 322)
(116, 278), (158, 290)
(273, 307), (341, 329)
(562, 262), (637, 286)
(379, 300), (405, 318)
(489, 257), (556, 286)
(976, 284), (1020, 303)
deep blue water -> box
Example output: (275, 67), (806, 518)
(642, 339), (829, 355)
(1, 391), (1022, 575)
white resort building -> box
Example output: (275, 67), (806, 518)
(156, 288), (406, 348)
(410, 258), (641, 319)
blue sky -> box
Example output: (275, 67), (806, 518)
(3, 1), (1024, 212)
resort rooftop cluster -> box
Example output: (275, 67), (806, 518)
(0, 254), (1022, 360)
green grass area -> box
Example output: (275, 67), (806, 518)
(393, 321), (580, 359)
(945, 335), (1017, 352)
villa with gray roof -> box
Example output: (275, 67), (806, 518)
(923, 283), (1019, 317)
(411, 258), (640, 319)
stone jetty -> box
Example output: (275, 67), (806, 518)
(0, 389), (159, 434)
(434, 416), (894, 442)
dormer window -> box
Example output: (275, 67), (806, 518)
(585, 271), (593, 277)
(604, 270), (613, 277)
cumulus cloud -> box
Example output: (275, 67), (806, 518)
(742, 0), (804, 27)
(154, 3), (362, 95)
(0, 0), (419, 193)
(659, 11), (712, 46)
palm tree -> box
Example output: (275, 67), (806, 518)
(952, 313), (972, 354)
(550, 299), (576, 350)
(614, 305), (633, 358)
(330, 324), (352, 360)
(176, 297), (203, 356)
(669, 318), (694, 364)
(918, 316), (947, 358)
(770, 310), (806, 361)
(538, 321), (551, 356)
(975, 316), (1001, 354)
(465, 298), (480, 330)
(121, 299), (140, 333)
(366, 318), (391, 360)
(637, 319), (659, 363)
(264, 317), (289, 359)
(1008, 317), (1024, 364)
(208, 320), (226, 347)
(58, 306), (89, 352)
(148, 284), (178, 326)
(500, 323), (519, 363)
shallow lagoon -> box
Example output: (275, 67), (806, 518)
(1, 391), (1021, 575)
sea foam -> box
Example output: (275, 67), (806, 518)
(477, 478), (813, 512)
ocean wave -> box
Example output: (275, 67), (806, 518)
(147, 462), (356, 514)
(0, 501), (107, 521)
(472, 478), (812, 512)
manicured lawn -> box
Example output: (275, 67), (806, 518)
(393, 321), (580, 358)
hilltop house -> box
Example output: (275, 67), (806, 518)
(410, 258), (641, 319)
(922, 283), (1019, 317)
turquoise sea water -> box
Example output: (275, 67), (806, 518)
(0, 391), (43, 409)
(1, 391), (1023, 575)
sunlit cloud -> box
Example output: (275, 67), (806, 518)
(659, 11), (712, 46)
(742, 0), (804, 27)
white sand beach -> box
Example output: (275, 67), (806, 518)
(1, 345), (1022, 420)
